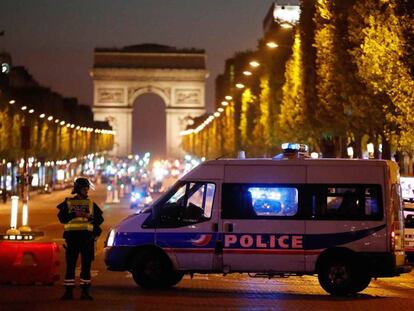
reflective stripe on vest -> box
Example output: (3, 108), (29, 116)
(64, 199), (94, 232)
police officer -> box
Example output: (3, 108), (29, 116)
(57, 177), (104, 300)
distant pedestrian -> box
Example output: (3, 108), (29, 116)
(57, 177), (104, 300)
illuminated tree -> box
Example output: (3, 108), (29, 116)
(239, 88), (256, 150)
(349, 0), (414, 157)
(278, 32), (308, 144)
(252, 76), (272, 156)
(222, 101), (236, 156)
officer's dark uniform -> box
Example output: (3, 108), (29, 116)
(57, 178), (103, 300)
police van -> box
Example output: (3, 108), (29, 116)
(105, 144), (411, 295)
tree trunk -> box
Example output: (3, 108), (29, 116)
(373, 134), (380, 159)
(380, 133), (391, 160)
(354, 134), (362, 159)
(320, 137), (337, 158)
(340, 136), (348, 158)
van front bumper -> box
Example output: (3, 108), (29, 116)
(104, 246), (132, 271)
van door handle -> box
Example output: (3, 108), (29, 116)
(224, 223), (233, 232)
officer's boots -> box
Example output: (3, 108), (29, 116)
(60, 286), (74, 300)
(80, 284), (93, 300)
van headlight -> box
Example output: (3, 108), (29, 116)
(106, 229), (116, 247)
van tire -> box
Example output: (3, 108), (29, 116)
(352, 271), (371, 293)
(318, 257), (357, 296)
(131, 251), (179, 289)
(169, 271), (184, 286)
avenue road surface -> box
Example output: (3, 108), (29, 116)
(1, 184), (414, 310)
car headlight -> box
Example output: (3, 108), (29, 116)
(106, 229), (116, 247)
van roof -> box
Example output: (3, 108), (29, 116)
(181, 158), (399, 184)
(201, 158), (392, 167)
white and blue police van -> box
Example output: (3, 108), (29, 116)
(105, 144), (411, 295)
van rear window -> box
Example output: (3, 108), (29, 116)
(311, 184), (383, 220)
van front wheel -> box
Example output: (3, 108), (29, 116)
(132, 251), (180, 289)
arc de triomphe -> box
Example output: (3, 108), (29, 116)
(91, 44), (207, 157)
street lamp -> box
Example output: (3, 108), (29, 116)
(17, 107), (32, 233)
(266, 41), (279, 49)
(265, 41), (291, 50)
(249, 60), (260, 68)
(280, 22), (294, 29)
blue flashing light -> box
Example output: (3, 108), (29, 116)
(281, 143), (309, 153)
(131, 192), (141, 201)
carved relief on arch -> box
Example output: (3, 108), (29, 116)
(97, 88), (124, 104)
(128, 85), (171, 106)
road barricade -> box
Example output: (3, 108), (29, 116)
(0, 241), (60, 285)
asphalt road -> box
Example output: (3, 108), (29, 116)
(1, 185), (414, 310)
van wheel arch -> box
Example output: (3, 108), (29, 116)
(316, 247), (356, 273)
(127, 245), (171, 271)
(316, 247), (370, 272)
(316, 247), (371, 295)
(128, 245), (183, 289)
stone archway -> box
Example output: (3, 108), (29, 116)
(132, 93), (166, 156)
(91, 44), (207, 157)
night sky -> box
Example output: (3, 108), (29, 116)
(1, 0), (276, 110)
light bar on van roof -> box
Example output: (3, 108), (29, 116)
(281, 143), (309, 153)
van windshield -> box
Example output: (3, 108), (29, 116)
(145, 181), (216, 228)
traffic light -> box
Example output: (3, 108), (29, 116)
(16, 176), (22, 185)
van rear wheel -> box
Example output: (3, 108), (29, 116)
(353, 271), (371, 293)
(131, 251), (183, 289)
(318, 258), (356, 296)
(169, 270), (184, 286)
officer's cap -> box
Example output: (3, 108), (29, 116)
(72, 177), (95, 194)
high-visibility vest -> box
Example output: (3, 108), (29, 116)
(64, 198), (94, 232)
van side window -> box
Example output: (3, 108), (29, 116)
(222, 184), (299, 219)
(146, 181), (215, 228)
(311, 184), (382, 220)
